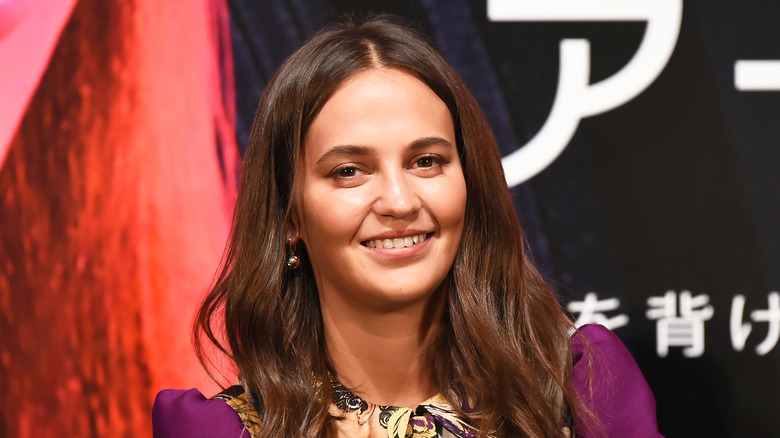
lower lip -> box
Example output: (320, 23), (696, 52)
(362, 234), (433, 259)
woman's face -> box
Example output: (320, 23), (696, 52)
(294, 68), (467, 312)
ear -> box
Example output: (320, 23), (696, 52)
(287, 230), (300, 247)
(286, 209), (301, 246)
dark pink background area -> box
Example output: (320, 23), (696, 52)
(0, 0), (238, 435)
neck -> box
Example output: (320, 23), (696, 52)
(320, 290), (445, 408)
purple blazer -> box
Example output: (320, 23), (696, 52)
(153, 324), (662, 437)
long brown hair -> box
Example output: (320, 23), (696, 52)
(196, 15), (584, 437)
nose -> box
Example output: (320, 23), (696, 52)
(372, 169), (421, 218)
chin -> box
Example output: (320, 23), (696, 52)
(370, 283), (445, 309)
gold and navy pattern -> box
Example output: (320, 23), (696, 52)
(214, 383), (479, 438)
(331, 381), (478, 438)
(213, 385), (263, 437)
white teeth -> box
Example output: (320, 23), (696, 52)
(366, 233), (428, 248)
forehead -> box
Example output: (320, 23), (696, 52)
(303, 68), (454, 158)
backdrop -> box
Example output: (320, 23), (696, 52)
(1, 0), (777, 436)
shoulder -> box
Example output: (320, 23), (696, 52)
(570, 324), (663, 438)
(152, 388), (249, 438)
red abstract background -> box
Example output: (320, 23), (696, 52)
(0, 0), (238, 435)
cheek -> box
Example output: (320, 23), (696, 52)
(300, 188), (371, 245)
(426, 179), (467, 230)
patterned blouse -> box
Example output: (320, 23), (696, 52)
(208, 381), (479, 438)
(152, 325), (664, 438)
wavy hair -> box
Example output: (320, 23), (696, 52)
(196, 15), (586, 437)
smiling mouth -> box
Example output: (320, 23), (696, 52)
(361, 233), (429, 249)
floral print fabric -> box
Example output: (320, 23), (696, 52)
(214, 383), (478, 438)
(332, 381), (478, 438)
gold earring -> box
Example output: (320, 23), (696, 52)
(287, 238), (300, 270)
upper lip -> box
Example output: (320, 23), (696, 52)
(360, 230), (432, 242)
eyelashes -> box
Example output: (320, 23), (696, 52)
(327, 164), (362, 179)
(332, 166), (360, 178)
(413, 155), (447, 169)
(327, 154), (450, 180)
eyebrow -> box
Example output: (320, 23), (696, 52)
(314, 137), (455, 165)
(315, 144), (371, 165)
(409, 136), (454, 151)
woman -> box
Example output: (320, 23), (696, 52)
(153, 16), (661, 438)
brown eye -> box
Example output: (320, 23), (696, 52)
(417, 157), (434, 168)
(328, 164), (361, 179)
(339, 167), (357, 177)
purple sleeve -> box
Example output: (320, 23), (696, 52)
(152, 389), (248, 438)
(571, 324), (663, 437)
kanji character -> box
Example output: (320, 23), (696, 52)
(646, 290), (714, 358)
